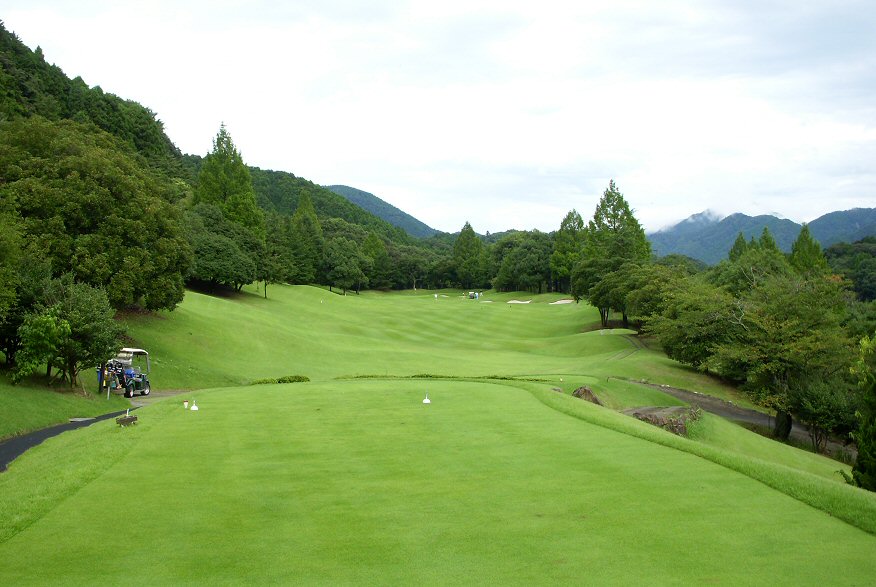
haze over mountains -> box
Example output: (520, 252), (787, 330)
(3, 17), (874, 270)
(649, 208), (876, 265)
(323, 181), (876, 265)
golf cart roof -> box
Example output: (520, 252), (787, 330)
(118, 348), (148, 356)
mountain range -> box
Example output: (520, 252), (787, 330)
(649, 208), (876, 264)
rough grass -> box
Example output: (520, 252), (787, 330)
(0, 379), (874, 585)
(0, 375), (129, 440)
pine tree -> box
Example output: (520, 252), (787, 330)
(852, 335), (876, 491)
(362, 232), (392, 290)
(789, 224), (828, 274)
(728, 232), (748, 262)
(291, 191), (324, 284)
(573, 180), (650, 326)
(195, 124), (265, 238)
(758, 226), (780, 253)
(453, 222), (485, 289)
(550, 209), (585, 293)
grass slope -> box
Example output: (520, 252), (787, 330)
(0, 377), (129, 440)
(2, 285), (875, 583)
(1, 380), (874, 585)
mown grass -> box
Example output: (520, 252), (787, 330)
(1, 379), (874, 585)
(2, 284), (875, 583)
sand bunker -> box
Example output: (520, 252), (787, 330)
(549, 299), (574, 305)
(507, 300), (531, 304)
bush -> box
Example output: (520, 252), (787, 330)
(250, 378), (279, 385)
(277, 375), (309, 383)
(250, 375), (309, 385)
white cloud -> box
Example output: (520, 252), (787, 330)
(4, 0), (875, 233)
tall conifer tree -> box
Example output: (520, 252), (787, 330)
(790, 224), (828, 274)
(291, 191), (324, 284)
(196, 124), (265, 238)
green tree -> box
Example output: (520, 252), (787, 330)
(362, 232), (392, 290)
(826, 237), (876, 302)
(728, 232), (748, 262)
(0, 193), (21, 320)
(624, 263), (686, 328)
(290, 192), (324, 284)
(393, 244), (429, 290)
(493, 231), (552, 293)
(851, 334), (876, 490)
(709, 242), (792, 296)
(453, 222), (486, 289)
(195, 124), (265, 237)
(0, 253), (52, 367)
(572, 180), (650, 326)
(711, 274), (854, 440)
(758, 226), (780, 253)
(0, 117), (190, 311)
(16, 276), (123, 386)
(324, 237), (368, 294)
(789, 224), (828, 275)
(550, 209), (585, 293)
(647, 276), (742, 370)
(184, 204), (258, 291)
(260, 212), (297, 298)
(13, 308), (70, 383)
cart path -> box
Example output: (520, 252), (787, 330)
(0, 408), (137, 472)
(0, 389), (190, 472)
(610, 377), (855, 459)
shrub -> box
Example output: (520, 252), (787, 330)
(250, 375), (309, 385)
(277, 375), (309, 383)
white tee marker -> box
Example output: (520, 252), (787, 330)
(423, 392), (431, 404)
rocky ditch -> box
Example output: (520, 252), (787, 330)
(622, 406), (703, 437)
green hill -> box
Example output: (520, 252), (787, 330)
(326, 184), (439, 238)
(252, 170), (412, 244)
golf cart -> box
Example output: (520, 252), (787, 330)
(102, 348), (151, 398)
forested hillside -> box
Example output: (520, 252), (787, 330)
(650, 209), (876, 264)
(326, 185), (439, 238)
(0, 22), (183, 178)
(253, 172), (412, 244)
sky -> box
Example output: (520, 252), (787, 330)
(4, 1), (876, 233)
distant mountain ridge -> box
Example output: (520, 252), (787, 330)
(649, 208), (876, 264)
(326, 185), (439, 238)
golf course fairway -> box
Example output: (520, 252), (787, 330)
(1, 286), (875, 584)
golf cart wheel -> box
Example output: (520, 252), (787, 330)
(124, 384), (134, 398)
(141, 384), (150, 396)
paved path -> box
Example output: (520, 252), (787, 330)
(0, 408), (136, 472)
(0, 389), (189, 472)
(611, 377), (855, 459)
